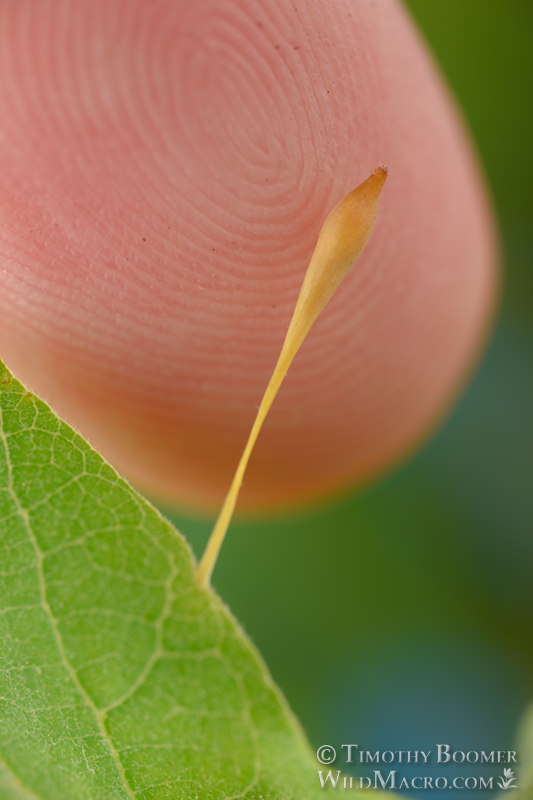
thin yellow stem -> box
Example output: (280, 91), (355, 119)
(196, 166), (388, 588)
(196, 345), (292, 588)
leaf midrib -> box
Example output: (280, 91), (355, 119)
(0, 408), (136, 800)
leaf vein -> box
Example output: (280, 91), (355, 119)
(0, 414), (138, 800)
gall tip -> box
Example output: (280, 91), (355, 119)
(370, 164), (388, 189)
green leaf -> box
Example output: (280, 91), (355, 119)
(494, 704), (533, 799)
(0, 360), (394, 799)
(511, 704), (533, 799)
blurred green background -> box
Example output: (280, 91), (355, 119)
(167, 2), (533, 796)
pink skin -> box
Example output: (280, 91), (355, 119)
(0, 0), (496, 513)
